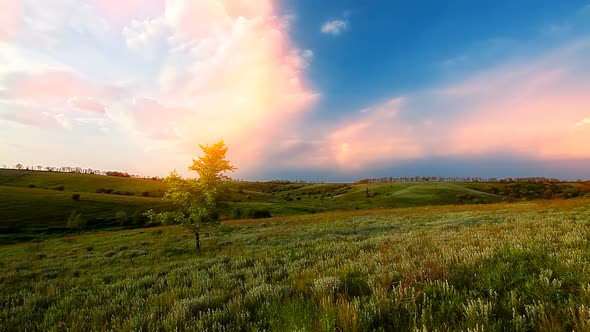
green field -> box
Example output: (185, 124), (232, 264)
(0, 169), (167, 195)
(1, 169), (588, 245)
(1, 199), (589, 330)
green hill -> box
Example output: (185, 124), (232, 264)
(0, 169), (167, 196)
(1, 169), (586, 244)
(0, 186), (170, 244)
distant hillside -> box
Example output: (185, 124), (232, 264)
(0, 169), (167, 197)
(1, 169), (587, 244)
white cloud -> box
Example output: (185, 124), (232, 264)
(321, 20), (348, 36)
(122, 17), (170, 57)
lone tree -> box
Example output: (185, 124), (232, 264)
(148, 140), (236, 250)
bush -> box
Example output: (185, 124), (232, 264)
(27, 184), (36, 188)
(250, 209), (272, 219)
(72, 194), (80, 201)
(232, 208), (272, 219)
(141, 191), (150, 197)
(115, 211), (129, 226)
(66, 211), (86, 234)
(53, 186), (65, 191)
(133, 210), (149, 227)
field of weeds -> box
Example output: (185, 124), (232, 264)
(1, 199), (589, 331)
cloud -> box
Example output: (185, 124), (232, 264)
(67, 97), (106, 114)
(58, 0), (318, 174)
(574, 117), (590, 128)
(321, 20), (348, 36)
(122, 17), (170, 57)
(94, 0), (164, 23)
(0, 0), (21, 41)
(275, 37), (590, 175)
(1, 0), (319, 177)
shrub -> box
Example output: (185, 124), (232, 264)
(230, 208), (271, 219)
(66, 211), (86, 234)
(141, 191), (150, 197)
(28, 184), (36, 188)
(115, 211), (129, 226)
(72, 193), (80, 201)
(250, 209), (272, 219)
(53, 185), (65, 191)
(133, 210), (149, 227)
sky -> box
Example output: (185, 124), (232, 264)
(1, 0), (590, 181)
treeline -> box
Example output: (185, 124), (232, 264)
(4, 164), (162, 180)
(232, 179), (327, 184)
(355, 176), (581, 184)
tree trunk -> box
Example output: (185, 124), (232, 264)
(195, 232), (200, 250)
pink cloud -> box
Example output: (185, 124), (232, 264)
(277, 97), (425, 171)
(0, 0), (22, 40)
(68, 97), (106, 114)
(115, 0), (318, 173)
(9, 71), (94, 102)
(2, 70), (125, 105)
(324, 98), (423, 170)
(282, 38), (590, 172)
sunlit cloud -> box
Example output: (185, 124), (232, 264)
(0, 0), (318, 176)
(278, 37), (590, 174)
(2, 1), (589, 179)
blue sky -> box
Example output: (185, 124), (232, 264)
(1, 1), (590, 181)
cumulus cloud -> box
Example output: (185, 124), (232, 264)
(0, 0), (319, 175)
(122, 0), (320, 171)
(321, 20), (348, 36)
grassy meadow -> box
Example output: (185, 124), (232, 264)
(6, 168), (588, 245)
(0, 169), (507, 244)
(1, 199), (590, 331)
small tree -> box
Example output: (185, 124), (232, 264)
(67, 211), (86, 234)
(148, 140), (236, 250)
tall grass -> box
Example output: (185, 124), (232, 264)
(1, 199), (589, 331)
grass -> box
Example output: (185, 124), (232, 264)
(0, 169), (167, 196)
(0, 186), (170, 244)
(2, 169), (588, 245)
(1, 198), (589, 330)
(0, 170), (510, 245)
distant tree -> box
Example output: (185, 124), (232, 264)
(148, 140), (236, 250)
(67, 211), (86, 234)
(15, 163), (23, 170)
